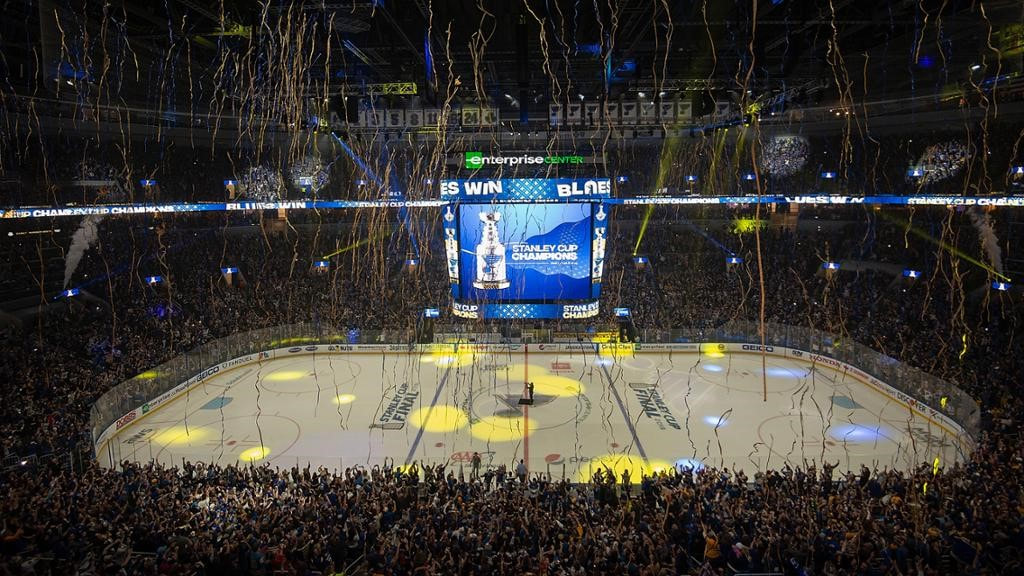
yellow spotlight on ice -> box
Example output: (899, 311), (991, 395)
(432, 348), (477, 368)
(333, 393), (356, 405)
(409, 405), (469, 433)
(577, 454), (672, 484)
(265, 370), (306, 382)
(152, 426), (208, 446)
(701, 344), (726, 358)
(648, 459), (674, 475)
(137, 370), (160, 380)
(239, 446), (271, 463)
(470, 415), (537, 442)
(531, 374), (586, 397)
(395, 463), (418, 476)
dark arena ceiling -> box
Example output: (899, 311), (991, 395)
(4, 0), (1023, 100)
(0, 0), (1023, 203)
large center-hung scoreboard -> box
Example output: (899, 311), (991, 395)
(440, 178), (611, 319)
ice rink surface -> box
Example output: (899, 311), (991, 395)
(106, 347), (967, 480)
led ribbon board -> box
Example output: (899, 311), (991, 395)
(451, 302), (600, 320)
(439, 178), (612, 202)
(5, 194), (1024, 218)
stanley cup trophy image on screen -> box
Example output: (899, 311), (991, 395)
(472, 211), (511, 290)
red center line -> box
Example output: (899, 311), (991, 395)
(523, 343), (529, 474)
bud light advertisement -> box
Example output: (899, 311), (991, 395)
(458, 203), (592, 301)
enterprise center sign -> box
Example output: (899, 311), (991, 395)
(461, 151), (589, 169)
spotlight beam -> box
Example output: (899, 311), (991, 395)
(321, 229), (390, 259)
(878, 212), (1011, 281)
(330, 131), (420, 258)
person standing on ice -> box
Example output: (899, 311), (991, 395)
(471, 452), (481, 481)
(516, 459), (528, 484)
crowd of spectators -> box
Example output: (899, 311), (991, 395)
(0, 215), (444, 461)
(911, 142), (970, 186)
(68, 159), (119, 183)
(4, 420), (1021, 576)
(240, 166), (286, 202)
(0, 206), (1021, 574)
(760, 136), (810, 178)
(288, 157), (332, 196)
(9, 125), (1023, 209)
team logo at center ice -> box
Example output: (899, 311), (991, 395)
(463, 360), (592, 435)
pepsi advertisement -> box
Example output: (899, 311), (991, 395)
(458, 203), (592, 302)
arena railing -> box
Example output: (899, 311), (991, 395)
(91, 321), (979, 465)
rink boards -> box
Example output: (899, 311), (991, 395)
(98, 342), (971, 480)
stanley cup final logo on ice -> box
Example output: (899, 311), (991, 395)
(473, 211), (511, 290)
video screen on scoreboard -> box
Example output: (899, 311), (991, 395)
(458, 203), (592, 302)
